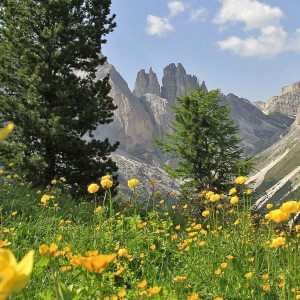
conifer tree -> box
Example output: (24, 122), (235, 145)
(157, 86), (250, 192)
(0, 0), (119, 195)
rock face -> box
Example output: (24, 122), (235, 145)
(133, 68), (160, 97)
(93, 62), (172, 158)
(224, 94), (293, 156)
(249, 105), (300, 210)
(93, 59), (299, 195)
(160, 63), (199, 103)
(263, 82), (300, 117)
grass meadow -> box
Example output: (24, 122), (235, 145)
(0, 165), (300, 300)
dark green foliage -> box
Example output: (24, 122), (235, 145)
(157, 86), (251, 192)
(0, 0), (119, 195)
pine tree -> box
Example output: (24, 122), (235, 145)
(0, 0), (119, 195)
(157, 86), (250, 192)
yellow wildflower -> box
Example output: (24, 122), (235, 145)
(270, 237), (286, 247)
(87, 183), (99, 194)
(202, 210), (210, 217)
(280, 201), (300, 214)
(137, 279), (147, 289)
(187, 293), (199, 300)
(229, 187), (237, 195)
(0, 240), (11, 248)
(173, 276), (187, 282)
(128, 178), (139, 188)
(235, 176), (248, 184)
(100, 178), (113, 189)
(118, 288), (126, 298)
(118, 248), (129, 257)
(148, 286), (161, 294)
(265, 209), (290, 223)
(230, 196), (239, 204)
(0, 249), (34, 298)
(80, 253), (116, 273)
(245, 272), (253, 279)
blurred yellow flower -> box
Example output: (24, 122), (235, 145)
(80, 253), (116, 273)
(148, 286), (161, 294)
(235, 176), (248, 184)
(150, 244), (156, 250)
(118, 288), (126, 298)
(265, 209), (290, 223)
(187, 292), (199, 300)
(118, 248), (128, 257)
(137, 279), (147, 288)
(128, 178), (139, 188)
(245, 272), (253, 279)
(229, 187), (237, 195)
(262, 274), (269, 279)
(266, 203), (273, 209)
(0, 123), (14, 140)
(245, 188), (253, 195)
(87, 183), (99, 194)
(230, 196), (239, 205)
(215, 268), (222, 275)
(210, 194), (221, 202)
(270, 237), (286, 247)
(100, 178), (113, 189)
(101, 175), (110, 180)
(221, 262), (228, 269)
(0, 249), (34, 298)
(39, 243), (58, 256)
(202, 210), (210, 217)
(51, 179), (57, 185)
(173, 276), (187, 282)
(280, 201), (300, 214)
(0, 240), (11, 248)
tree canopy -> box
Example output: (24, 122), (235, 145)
(0, 0), (119, 195)
(157, 86), (250, 192)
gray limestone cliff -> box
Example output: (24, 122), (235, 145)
(133, 68), (160, 97)
(160, 63), (199, 103)
(263, 82), (300, 117)
(224, 94), (293, 156)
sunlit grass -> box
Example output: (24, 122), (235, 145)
(0, 168), (299, 299)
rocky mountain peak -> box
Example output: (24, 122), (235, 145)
(263, 81), (300, 117)
(160, 63), (198, 103)
(132, 68), (160, 97)
(281, 82), (300, 95)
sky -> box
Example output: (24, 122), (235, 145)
(103, 0), (300, 102)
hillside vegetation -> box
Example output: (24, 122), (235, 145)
(1, 166), (300, 300)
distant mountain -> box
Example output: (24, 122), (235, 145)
(250, 107), (300, 210)
(92, 59), (296, 194)
(253, 82), (300, 117)
(224, 94), (293, 156)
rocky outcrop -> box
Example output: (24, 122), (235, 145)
(160, 63), (200, 103)
(263, 82), (300, 117)
(111, 150), (180, 196)
(224, 94), (294, 156)
(133, 68), (160, 97)
(249, 112), (300, 210)
(252, 101), (266, 111)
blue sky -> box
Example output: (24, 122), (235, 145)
(103, 0), (300, 102)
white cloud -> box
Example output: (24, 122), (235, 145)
(218, 26), (287, 57)
(289, 29), (300, 54)
(168, 1), (185, 17)
(189, 8), (207, 22)
(146, 15), (174, 37)
(214, 0), (300, 57)
(214, 0), (283, 30)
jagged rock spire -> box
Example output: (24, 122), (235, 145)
(132, 68), (160, 97)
